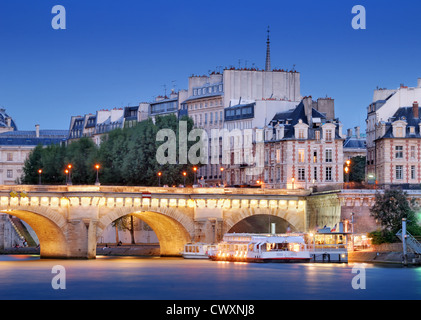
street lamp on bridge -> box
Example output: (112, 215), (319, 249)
(95, 164), (100, 185)
(67, 164), (72, 185)
(193, 166), (197, 185)
(157, 171), (162, 187)
(182, 171), (187, 187)
(38, 169), (42, 185)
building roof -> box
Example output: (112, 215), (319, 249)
(0, 109), (18, 130)
(343, 137), (366, 150)
(268, 100), (342, 140)
(0, 129), (68, 146)
(382, 106), (421, 138)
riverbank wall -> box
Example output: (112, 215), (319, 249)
(96, 244), (160, 256)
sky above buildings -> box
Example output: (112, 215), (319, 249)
(1, 0), (421, 132)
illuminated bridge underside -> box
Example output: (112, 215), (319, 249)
(0, 186), (341, 259)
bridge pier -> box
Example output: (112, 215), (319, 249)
(65, 219), (98, 259)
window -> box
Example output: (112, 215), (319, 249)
(298, 168), (305, 181)
(298, 149), (305, 163)
(325, 167), (332, 181)
(313, 151), (317, 163)
(7, 153), (12, 161)
(276, 149), (281, 163)
(325, 149), (333, 163)
(411, 146), (416, 159)
(315, 131), (320, 141)
(298, 129), (305, 139)
(396, 165), (403, 180)
(6, 170), (12, 178)
(314, 167), (318, 181)
(325, 129), (333, 142)
(395, 127), (404, 137)
(395, 146), (403, 159)
(411, 165), (416, 180)
(410, 127), (415, 135)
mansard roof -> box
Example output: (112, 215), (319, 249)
(0, 129), (68, 146)
(381, 106), (421, 139)
(268, 100), (342, 141)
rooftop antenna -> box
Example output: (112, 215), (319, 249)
(265, 26), (271, 71)
(162, 84), (167, 97)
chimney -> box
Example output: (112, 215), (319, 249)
(418, 78), (421, 88)
(6, 117), (11, 127)
(354, 126), (360, 139)
(35, 124), (40, 138)
(347, 128), (353, 138)
(413, 101), (419, 119)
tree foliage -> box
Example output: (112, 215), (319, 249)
(370, 189), (421, 236)
(348, 156), (366, 183)
(20, 115), (197, 186)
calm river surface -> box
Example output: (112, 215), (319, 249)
(0, 255), (420, 300)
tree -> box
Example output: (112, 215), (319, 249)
(349, 156), (366, 183)
(370, 189), (420, 235)
(21, 145), (44, 184)
(111, 215), (136, 245)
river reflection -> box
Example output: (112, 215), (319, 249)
(0, 255), (419, 300)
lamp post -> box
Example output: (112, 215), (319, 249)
(220, 167), (224, 187)
(67, 164), (72, 185)
(345, 166), (349, 183)
(291, 177), (295, 190)
(64, 169), (69, 184)
(193, 167), (197, 185)
(345, 159), (351, 187)
(95, 164), (100, 185)
(157, 171), (162, 187)
(182, 171), (187, 187)
(38, 169), (42, 185)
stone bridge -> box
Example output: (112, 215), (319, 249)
(0, 185), (341, 259)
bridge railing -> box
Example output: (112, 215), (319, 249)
(0, 185), (312, 196)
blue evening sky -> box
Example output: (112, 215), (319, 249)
(1, 0), (421, 132)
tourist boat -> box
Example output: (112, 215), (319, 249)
(306, 227), (350, 263)
(181, 243), (217, 259)
(208, 233), (311, 263)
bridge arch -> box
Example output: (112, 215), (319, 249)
(0, 206), (68, 258)
(224, 207), (305, 234)
(97, 206), (195, 256)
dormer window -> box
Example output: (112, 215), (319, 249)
(410, 126), (415, 135)
(298, 129), (305, 139)
(325, 129), (333, 142)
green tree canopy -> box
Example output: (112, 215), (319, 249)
(21, 115), (198, 186)
(370, 189), (420, 235)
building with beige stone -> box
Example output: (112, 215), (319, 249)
(366, 79), (421, 186)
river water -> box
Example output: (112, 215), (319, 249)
(0, 254), (420, 300)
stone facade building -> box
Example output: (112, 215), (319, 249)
(366, 79), (421, 186)
(0, 111), (68, 185)
(223, 97), (345, 189)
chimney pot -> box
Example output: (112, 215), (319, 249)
(35, 124), (40, 138)
(413, 101), (419, 119)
